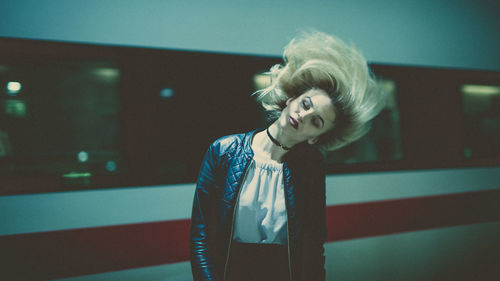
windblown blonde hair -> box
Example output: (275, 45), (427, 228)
(254, 30), (385, 151)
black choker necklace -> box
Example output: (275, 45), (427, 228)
(266, 128), (291, 150)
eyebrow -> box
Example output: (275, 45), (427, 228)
(307, 96), (325, 128)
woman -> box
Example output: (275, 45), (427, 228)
(190, 31), (384, 281)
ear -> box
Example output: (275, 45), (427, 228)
(307, 137), (318, 145)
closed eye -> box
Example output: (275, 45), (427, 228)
(302, 99), (310, 110)
(306, 96), (325, 128)
(313, 118), (320, 127)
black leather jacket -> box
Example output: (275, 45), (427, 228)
(190, 129), (326, 281)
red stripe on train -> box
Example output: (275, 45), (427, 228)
(0, 220), (191, 280)
(1, 189), (499, 280)
(325, 189), (500, 241)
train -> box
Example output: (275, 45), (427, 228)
(0, 37), (499, 281)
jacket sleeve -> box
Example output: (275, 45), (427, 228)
(302, 161), (327, 281)
(190, 143), (219, 281)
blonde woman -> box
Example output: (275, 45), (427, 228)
(190, 30), (385, 281)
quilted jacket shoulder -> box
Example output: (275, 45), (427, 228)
(210, 132), (245, 156)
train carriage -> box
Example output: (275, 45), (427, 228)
(0, 38), (499, 281)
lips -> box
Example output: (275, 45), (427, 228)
(289, 116), (298, 129)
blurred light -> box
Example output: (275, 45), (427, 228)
(93, 68), (120, 82)
(461, 84), (500, 96)
(78, 151), (89, 162)
(253, 74), (272, 90)
(94, 68), (119, 77)
(7, 81), (22, 95)
(62, 172), (92, 179)
(160, 88), (174, 99)
(106, 161), (117, 172)
(0, 65), (8, 73)
(4, 100), (26, 117)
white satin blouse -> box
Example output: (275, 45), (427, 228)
(232, 155), (287, 245)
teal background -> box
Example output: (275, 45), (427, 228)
(0, 0), (499, 70)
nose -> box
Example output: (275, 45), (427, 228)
(297, 108), (313, 123)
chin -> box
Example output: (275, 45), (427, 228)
(278, 115), (288, 128)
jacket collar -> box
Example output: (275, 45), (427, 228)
(242, 128), (263, 158)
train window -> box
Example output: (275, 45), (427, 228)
(461, 84), (500, 159)
(324, 78), (403, 164)
(0, 60), (121, 187)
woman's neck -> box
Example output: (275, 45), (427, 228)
(251, 123), (296, 163)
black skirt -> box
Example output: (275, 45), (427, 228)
(226, 241), (291, 281)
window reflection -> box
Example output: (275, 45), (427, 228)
(0, 61), (121, 181)
(461, 84), (500, 159)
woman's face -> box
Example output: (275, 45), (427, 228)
(279, 88), (336, 144)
